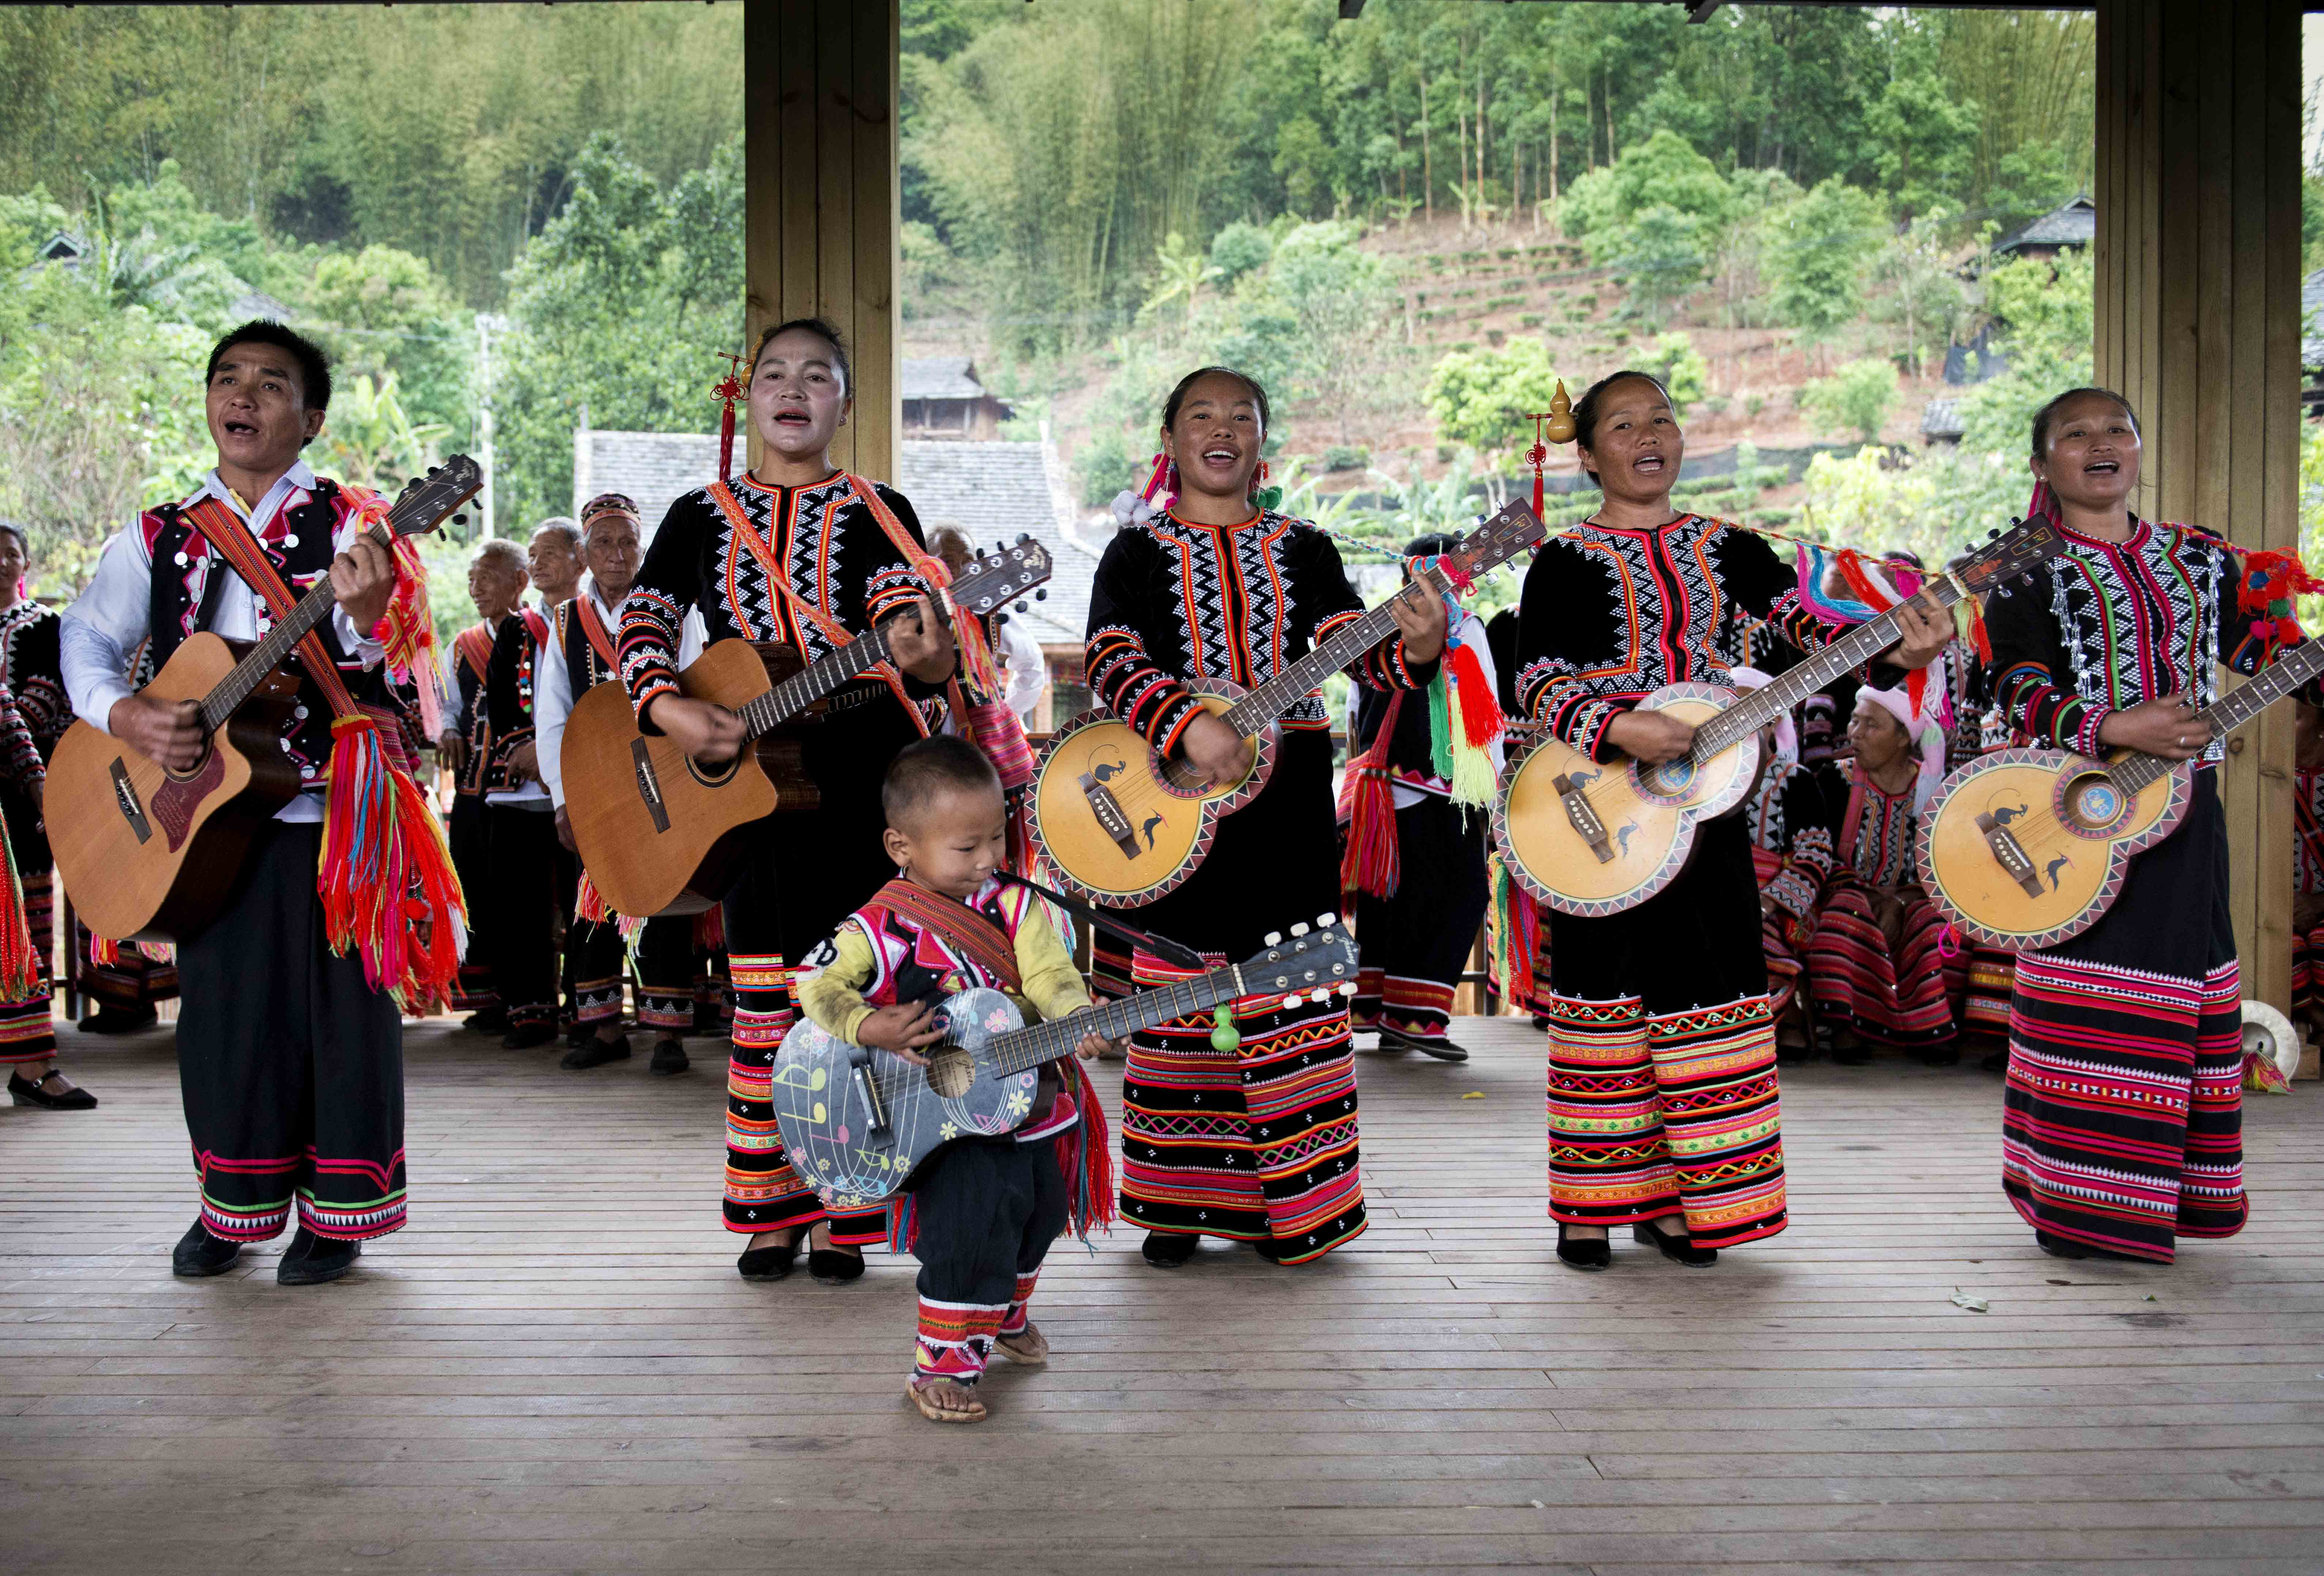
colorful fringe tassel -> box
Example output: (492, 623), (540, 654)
(318, 715), (469, 1009)
(1489, 858), (1538, 1014)
(0, 805), (37, 1003)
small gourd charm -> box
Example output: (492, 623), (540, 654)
(1209, 1001), (1241, 1054)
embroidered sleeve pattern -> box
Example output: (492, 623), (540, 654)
(1088, 623), (1201, 754)
(1769, 825), (1834, 919)
(1996, 659), (2106, 755)
(619, 494), (708, 718)
(0, 686), (43, 790)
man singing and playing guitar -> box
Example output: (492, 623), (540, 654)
(615, 317), (956, 1287)
(58, 321), (455, 1285)
(1510, 369), (1953, 1272)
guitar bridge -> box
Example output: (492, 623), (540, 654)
(1079, 771), (1141, 858)
(629, 738), (670, 833)
(1554, 773), (1615, 865)
(1974, 812), (2046, 898)
(848, 1047), (890, 1139)
(108, 759), (152, 845)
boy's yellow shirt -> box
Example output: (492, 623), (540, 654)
(794, 882), (1093, 1047)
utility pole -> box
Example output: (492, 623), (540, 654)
(475, 312), (509, 540)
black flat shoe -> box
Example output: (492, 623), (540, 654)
(77, 1004), (157, 1036)
(737, 1235), (801, 1281)
(1633, 1219), (1717, 1268)
(561, 1034), (632, 1070)
(277, 1227), (361, 1286)
(2036, 1231), (2092, 1260)
(461, 1007), (508, 1036)
(1140, 1231), (1198, 1268)
(171, 1220), (241, 1277)
(501, 1022), (557, 1051)
(9, 1070), (97, 1110)
(1381, 1028), (1470, 1062)
(1252, 1237), (1286, 1264)
(648, 1039), (689, 1076)
(1980, 1046), (2010, 1073)
(1555, 1224), (1610, 1272)
(807, 1246), (864, 1284)
(1920, 1041), (1961, 1067)
(565, 1024), (592, 1049)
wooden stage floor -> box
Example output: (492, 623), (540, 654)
(3, 1014), (2321, 1574)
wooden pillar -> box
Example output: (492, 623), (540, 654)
(2093, 0), (2304, 1013)
(743, 0), (900, 480)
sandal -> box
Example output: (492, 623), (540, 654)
(905, 1378), (987, 1424)
(994, 1322), (1050, 1366)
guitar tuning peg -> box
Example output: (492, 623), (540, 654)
(992, 612), (1008, 626)
(1283, 993), (1305, 1009)
(1018, 532), (1032, 544)
(451, 513), (468, 526)
(1264, 931), (1282, 947)
(1015, 600), (1029, 613)
(1034, 588), (1048, 601)
(1318, 912), (1338, 927)
(1339, 981), (1359, 997)
(1289, 922), (1310, 938)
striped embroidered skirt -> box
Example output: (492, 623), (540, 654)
(1806, 878), (1965, 1051)
(1749, 846), (1809, 1022)
(1543, 819), (1787, 1248)
(2003, 772), (2246, 1262)
(1119, 947), (1367, 1261)
(0, 786), (53, 1063)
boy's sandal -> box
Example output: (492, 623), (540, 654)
(994, 1323), (1050, 1365)
(906, 1379), (987, 1424)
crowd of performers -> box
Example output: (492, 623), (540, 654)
(3, 310), (2300, 1423)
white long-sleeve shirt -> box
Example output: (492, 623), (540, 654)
(995, 612), (1046, 719)
(61, 461), (386, 824)
(532, 578), (703, 810)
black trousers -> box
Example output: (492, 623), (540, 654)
(909, 1138), (1067, 1383)
(484, 804), (560, 1030)
(446, 794), (497, 1012)
(176, 821), (405, 1241)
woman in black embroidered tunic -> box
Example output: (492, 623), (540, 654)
(1514, 371), (1952, 1270)
(1986, 387), (2313, 1264)
(1086, 367), (1444, 1267)
(617, 318), (956, 1285)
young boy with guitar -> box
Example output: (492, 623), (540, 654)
(58, 321), (439, 1285)
(791, 736), (1114, 1424)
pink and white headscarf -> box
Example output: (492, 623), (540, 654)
(1855, 685), (1947, 813)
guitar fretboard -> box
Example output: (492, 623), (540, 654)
(1689, 578), (1964, 760)
(732, 628), (896, 739)
(1220, 566), (1449, 738)
(984, 966), (1247, 1079)
(195, 518), (399, 735)
(2107, 640), (2324, 794)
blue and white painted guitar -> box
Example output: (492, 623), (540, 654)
(769, 917), (1359, 1209)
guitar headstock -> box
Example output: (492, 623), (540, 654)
(1233, 915), (1360, 1009)
(1947, 513), (2065, 593)
(950, 535), (1056, 619)
(384, 455), (485, 541)
(1442, 497), (1548, 585)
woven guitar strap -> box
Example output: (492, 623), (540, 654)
(179, 494), (466, 1006)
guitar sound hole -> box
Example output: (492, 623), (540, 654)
(685, 752), (744, 789)
(925, 1046), (974, 1098)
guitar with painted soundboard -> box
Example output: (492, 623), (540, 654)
(1028, 498), (1548, 907)
(769, 917), (1357, 1208)
(49, 457), (484, 943)
(1494, 514), (2064, 917)
(1920, 637), (2324, 950)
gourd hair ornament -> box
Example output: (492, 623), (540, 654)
(1521, 381), (1577, 515)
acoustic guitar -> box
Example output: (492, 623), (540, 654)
(1495, 514), (2063, 917)
(1028, 497), (1548, 906)
(50, 457), (484, 942)
(1920, 637), (2324, 951)
(562, 538), (1054, 918)
(771, 917), (1357, 1208)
